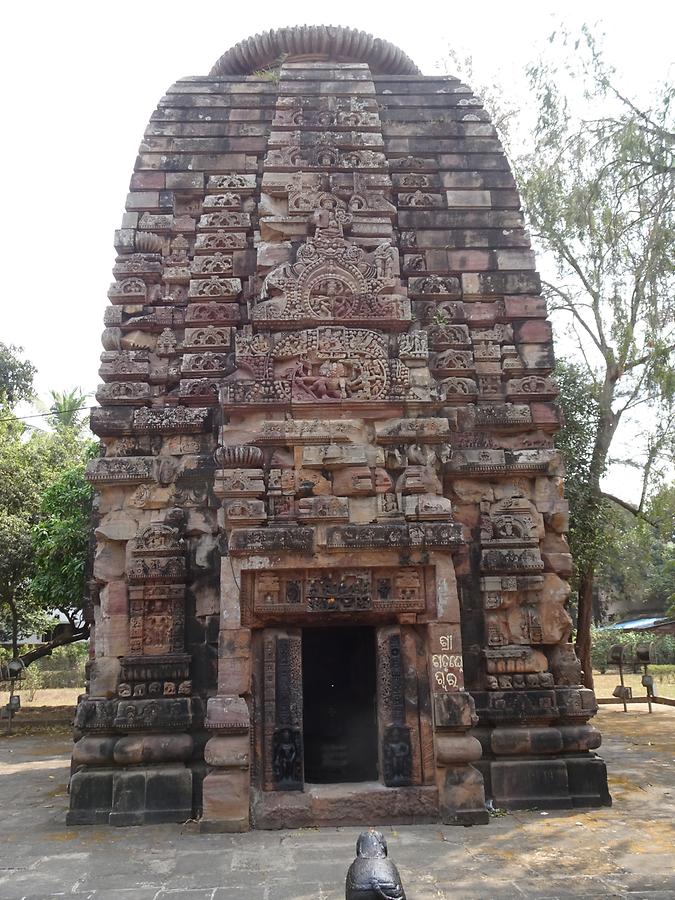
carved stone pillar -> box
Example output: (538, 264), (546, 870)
(428, 561), (489, 824)
(200, 549), (253, 830)
(200, 695), (251, 832)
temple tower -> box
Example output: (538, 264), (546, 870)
(68, 26), (611, 829)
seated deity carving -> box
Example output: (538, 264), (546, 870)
(293, 360), (346, 400)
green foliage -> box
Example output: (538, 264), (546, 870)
(251, 66), (280, 83)
(431, 309), (451, 326)
(646, 484), (675, 542)
(37, 642), (87, 688)
(30, 463), (92, 615)
(0, 510), (48, 649)
(521, 27), (675, 410)
(554, 360), (610, 584)
(596, 482), (675, 617)
(0, 343), (36, 407)
(649, 664), (675, 683)
(21, 663), (43, 700)
(18, 643), (86, 688)
(46, 388), (88, 434)
(0, 409), (58, 650)
(0, 643), (87, 689)
(0, 346), (93, 660)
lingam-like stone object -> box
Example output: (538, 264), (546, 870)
(345, 831), (407, 900)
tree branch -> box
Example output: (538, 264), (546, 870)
(542, 280), (603, 351)
(616, 367), (649, 417)
(570, 320), (598, 381)
(600, 491), (657, 527)
(604, 83), (675, 145)
(624, 343), (675, 372)
(18, 625), (89, 668)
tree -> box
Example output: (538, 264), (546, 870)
(0, 413), (54, 657)
(596, 492), (675, 621)
(554, 361), (609, 624)
(517, 28), (675, 686)
(622, 483), (675, 617)
(0, 512), (41, 657)
(0, 420), (94, 664)
(25, 459), (94, 665)
(44, 388), (88, 435)
(647, 483), (675, 616)
(555, 369), (673, 625)
(0, 347), (94, 665)
(0, 342), (36, 407)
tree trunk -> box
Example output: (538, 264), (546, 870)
(573, 365), (620, 693)
(576, 563), (595, 690)
(7, 597), (19, 660)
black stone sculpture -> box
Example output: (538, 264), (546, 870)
(382, 725), (412, 787)
(272, 727), (303, 790)
(345, 830), (407, 900)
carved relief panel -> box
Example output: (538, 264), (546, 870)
(119, 519), (191, 699)
(252, 209), (407, 328)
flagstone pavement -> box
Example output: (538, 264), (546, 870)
(1, 705), (674, 900)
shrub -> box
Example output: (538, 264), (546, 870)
(21, 664), (43, 700)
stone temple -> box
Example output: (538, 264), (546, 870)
(69, 25), (611, 829)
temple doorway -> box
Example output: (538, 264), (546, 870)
(302, 626), (378, 784)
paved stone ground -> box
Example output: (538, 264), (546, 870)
(1, 706), (674, 900)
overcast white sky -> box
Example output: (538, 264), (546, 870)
(1, 1), (672, 500)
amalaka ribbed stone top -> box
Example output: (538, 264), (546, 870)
(209, 25), (420, 77)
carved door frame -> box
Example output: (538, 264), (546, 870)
(259, 627), (304, 792)
(255, 622), (434, 792)
(376, 624), (431, 787)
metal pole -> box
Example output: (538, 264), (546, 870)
(7, 678), (15, 736)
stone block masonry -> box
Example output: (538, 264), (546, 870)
(69, 25), (610, 830)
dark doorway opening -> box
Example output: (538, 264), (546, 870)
(302, 626), (378, 784)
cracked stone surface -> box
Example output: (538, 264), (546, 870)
(1, 706), (673, 899)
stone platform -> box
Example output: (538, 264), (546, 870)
(251, 781), (439, 830)
(1, 706), (673, 899)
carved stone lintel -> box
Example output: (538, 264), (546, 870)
(228, 527), (314, 556)
(326, 522), (463, 551)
